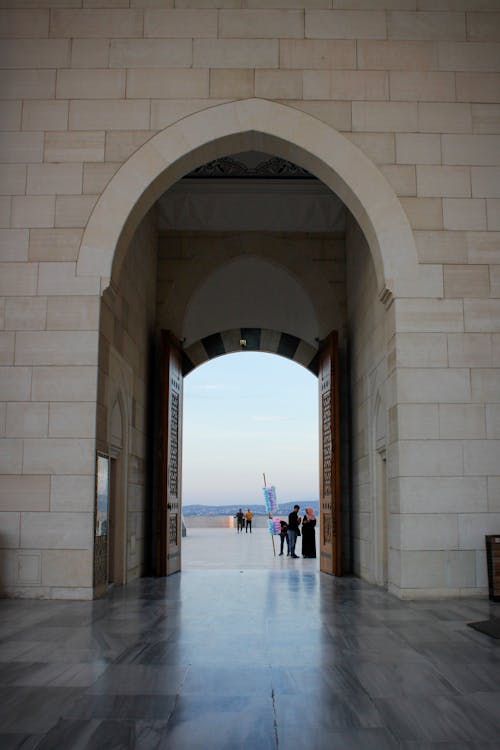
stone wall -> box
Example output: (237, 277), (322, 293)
(0, 0), (499, 598)
(346, 216), (388, 584)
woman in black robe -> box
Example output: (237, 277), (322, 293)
(301, 507), (316, 558)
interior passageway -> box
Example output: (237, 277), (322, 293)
(0, 550), (499, 748)
(99, 149), (351, 589)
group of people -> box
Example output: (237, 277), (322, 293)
(235, 508), (253, 533)
(234, 504), (317, 559)
(280, 505), (316, 559)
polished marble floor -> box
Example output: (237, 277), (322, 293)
(1, 529), (499, 749)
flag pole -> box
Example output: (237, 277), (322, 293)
(263, 473), (276, 557)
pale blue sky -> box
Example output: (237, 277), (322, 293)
(182, 351), (319, 507)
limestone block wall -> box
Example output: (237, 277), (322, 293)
(0, 275), (98, 597)
(388, 292), (500, 597)
(346, 216), (388, 584)
(0, 0), (499, 598)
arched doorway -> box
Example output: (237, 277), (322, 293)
(156, 325), (340, 579)
(80, 99), (420, 596)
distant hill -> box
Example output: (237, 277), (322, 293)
(183, 501), (319, 517)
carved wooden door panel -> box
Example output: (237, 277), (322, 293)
(319, 331), (341, 576)
(157, 332), (182, 576)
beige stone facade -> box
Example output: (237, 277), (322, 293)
(0, 1), (499, 600)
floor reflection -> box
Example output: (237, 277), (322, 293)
(0, 530), (499, 749)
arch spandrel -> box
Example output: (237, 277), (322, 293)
(77, 98), (421, 299)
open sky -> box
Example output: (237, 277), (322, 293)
(182, 351), (319, 507)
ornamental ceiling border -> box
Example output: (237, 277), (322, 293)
(184, 155), (314, 180)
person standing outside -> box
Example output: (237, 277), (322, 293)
(235, 508), (245, 534)
(279, 520), (289, 556)
(301, 507), (317, 558)
(245, 508), (253, 533)
(287, 505), (301, 558)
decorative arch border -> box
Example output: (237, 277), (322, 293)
(77, 98), (422, 300)
(182, 327), (319, 377)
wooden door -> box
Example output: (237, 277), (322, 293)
(318, 331), (341, 576)
(157, 331), (183, 576)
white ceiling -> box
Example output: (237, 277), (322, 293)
(158, 152), (346, 234)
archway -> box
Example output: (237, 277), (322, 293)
(154, 324), (340, 578)
(86, 99), (420, 594)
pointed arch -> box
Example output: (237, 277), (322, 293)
(77, 98), (421, 299)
